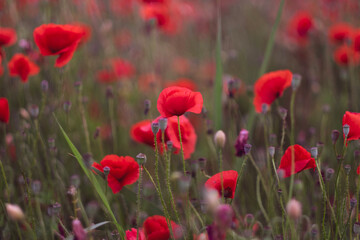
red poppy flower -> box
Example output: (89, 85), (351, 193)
(342, 111), (360, 142)
(0, 28), (17, 48)
(352, 29), (360, 52)
(328, 23), (353, 44)
(278, 145), (316, 178)
(165, 78), (197, 91)
(253, 70), (293, 113)
(8, 53), (39, 82)
(130, 116), (197, 159)
(140, 3), (178, 34)
(0, 97), (9, 124)
(205, 170), (238, 199)
(125, 228), (145, 240)
(333, 45), (360, 66)
(143, 215), (181, 240)
(96, 70), (117, 84)
(138, 73), (159, 92)
(33, 24), (87, 67)
(287, 11), (313, 46)
(92, 155), (139, 194)
(157, 86), (203, 117)
(111, 58), (135, 79)
(0, 55), (3, 76)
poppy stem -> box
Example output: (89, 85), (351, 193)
(231, 155), (248, 204)
(0, 157), (9, 201)
(218, 148), (224, 201)
(177, 116), (186, 174)
(108, 97), (118, 154)
(153, 136), (176, 240)
(77, 85), (91, 153)
(136, 166), (143, 240)
(256, 176), (271, 230)
(288, 88), (297, 201)
(249, 154), (269, 199)
(162, 131), (181, 225)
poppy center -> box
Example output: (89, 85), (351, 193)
(223, 187), (233, 198)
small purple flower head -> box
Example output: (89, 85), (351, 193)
(215, 204), (234, 229)
(234, 129), (249, 157)
(72, 219), (86, 240)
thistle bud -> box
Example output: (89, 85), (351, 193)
(6, 203), (25, 221)
(244, 214), (255, 226)
(214, 130), (226, 148)
(268, 146), (275, 158)
(103, 166), (110, 178)
(351, 198), (357, 209)
(136, 153), (147, 166)
(28, 104), (39, 118)
(343, 124), (350, 138)
(106, 86), (113, 99)
(286, 199), (302, 219)
(144, 100), (151, 115)
(166, 141), (173, 151)
(63, 101), (72, 113)
(31, 180), (42, 195)
(151, 122), (159, 135)
(158, 118), (168, 131)
(244, 144), (252, 154)
(261, 104), (269, 114)
(278, 107), (288, 120)
(310, 147), (318, 158)
(291, 74), (302, 90)
(345, 164), (351, 175)
(325, 168), (335, 181)
(41, 80), (49, 92)
(178, 175), (191, 194)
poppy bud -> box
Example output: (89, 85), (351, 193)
(72, 219), (87, 240)
(278, 107), (288, 120)
(325, 168), (335, 181)
(268, 146), (275, 158)
(48, 138), (55, 148)
(158, 118), (168, 131)
(31, 180), (42, 195)
(311, 224), (319, 239)
(103, 166), (110, 178)
(6, 203), (25, 221)
(344, 164), (351, 175)
(214, 130), (226, 148)
(310, 147), (318, 158)
(144, 100), (151, 115)
(354, 222), (360, 234)
(93, 127), (100, 139)
(244, 144), (252, 154)
(28, 104), (39, 118)
(70, 175), (81, 188)
(286, 199), (302, 219)
(151, 122), (159, 135)
(166, 140), (173, 151)
(41, 80), (49, 92)
(351, 198), (357, 209)
(63, 101), (72, 113)
(261, 104), (269, 114)
(343, 124), (350, 138)
(106, 86), (113, 98)
(136, 153), (147, 166)
(291, 74), (302, 90)
(204, 188), (220, 211)
(19, 108), (30, 120)
(244, 214), (255, 226)
(198, 157), (206, 171)
(178, 175), (191, 194)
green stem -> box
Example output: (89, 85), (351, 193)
(177, 116), (186, 174)
(136, 167), (143, 240)
(108, 97), (118, 153)
(78, 86), (91, 153)
(288, 90), (297, 201)
(214, 0), (223, 130)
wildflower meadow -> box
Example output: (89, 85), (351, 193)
(1, 0), (360, 239)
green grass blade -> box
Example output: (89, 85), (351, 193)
(54, 115), (126, 239)
(214, 0), (223, 131)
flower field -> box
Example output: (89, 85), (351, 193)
(1, 0), (360, 239)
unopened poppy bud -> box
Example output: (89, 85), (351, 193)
(41, 80), (49, 92)
(286, 199), (302, 219)
(6, 203), (25, 221)
(268, 146), (275, 158)
(72, 219), (87, 240)
(345, 164), (351, 175)
(331, 130), (340, 144)
(354, 222), (360, 234)
(291, 74), (302, 90)
(103, 166), (110, 178)
(244, 214), (255, 226)
(158, 118), (168, 131)
(244, 144), (252, 154)
(48, 138), (55, 148)
(166, 140), (173, 151)
(261, 104), (268, 114)
(151, 122), (159, 134)
(278, 107), (288, 120)
(178, 175), (191, 194)
(31, 180), (42, 195)
(70, 175), (81, 188)
(310, 147), (318, 158)
(269, 134), (277, 145)
(93, 127), (100, 139)
(63, 101), (72, 113)
(106, 86), (113, 99)
(198, 158), (206, 171)
(343, 124), (350, 138)
(74, 81), (82, 89)
(144, 100), (151, 115)
(28, 104), (39, 118)
(351, 198), (357, 209)
(214, 130), (226, 148)
(19, 108), (30, 120)
(204, 188), (220, 211)
(325, 168), (335, 181)
(136, 153), (147, 165)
